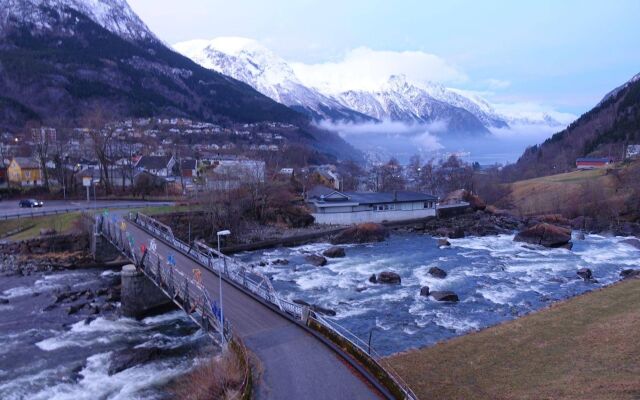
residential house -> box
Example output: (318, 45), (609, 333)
(312, 169), (341, 190)
(7, 157), (43, 186)
(626, 145), (640, 159)
(0, 164), (7, 188)
(180, 159), (198, 178)
(576, 157), (613, 170)
(135, 155), (176, 177)
(204, 159), (265, 190)
(306, 185), (438, 225)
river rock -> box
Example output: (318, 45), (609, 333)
(577, 268), (596, 282)
(323, 246), (346, 258)
(271, 259), (289, 265)
(514, 223), (572, 248)
(368, 274), (377, 284)
(67, 303), (85, 315)
(576, 232), (586, 240)
(331, 223), (389, 245)
(306, 254), (328, 267)
(312, 305), (337, 316)
(0, 298), (8, 304)
(437, 239), (451, 247)
(428, 267), (447, 279)
(430, 291), (459, 302)
(620, 269), (640, 279)
(376, 271), (401, 284)
(420, 286), (430, 297)
(621, 239), (640, 250)
(108, 348), (163, 375)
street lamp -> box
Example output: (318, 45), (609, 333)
(216, 229), (231, 346)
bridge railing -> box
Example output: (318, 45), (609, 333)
(126, 212), (416, 400)
(98, 213), (252, 399)
(131, 212), (305, 320)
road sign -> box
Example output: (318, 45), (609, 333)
(82, 177), (91, 187)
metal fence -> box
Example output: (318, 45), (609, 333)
(98, 213), (231, 344)
(125, 212), (417, 400)
(1, 202), (168, 221)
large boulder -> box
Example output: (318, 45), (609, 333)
(430, 291), (459, 302)
(331, 223), (389, 245)
(419, 286), (430, 297)
(577, 268), (597, 283)
(514, 223), (572, 248)
(622, 239), (640, 250)
(443, 189), (486, 211)
(437, 238), (451, 247)
(108, 348), (163, 375)
(428, 267), (447, 279)
(305, 255), (328, 267)
(376, 271), (401, 284)
(620, 269), (640, 279)
(323, 247), (346, 258)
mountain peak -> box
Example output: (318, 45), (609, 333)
(0, 0), (156, 41)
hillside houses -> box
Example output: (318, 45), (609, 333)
(135, 155), (175, 177)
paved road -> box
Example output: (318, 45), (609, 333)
(124, 220), (383, 400)
(0, 200), (172, 219)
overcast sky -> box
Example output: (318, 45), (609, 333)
(128, 0), (640, 115)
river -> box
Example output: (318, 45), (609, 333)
(0, 267), (213, 400)
(238, 232), (638, 355)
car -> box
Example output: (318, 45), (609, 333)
(19, 199), (44, 208)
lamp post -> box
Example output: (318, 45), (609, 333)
(216, 229), (231, 346)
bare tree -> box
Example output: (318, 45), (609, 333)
(84, 109), (116, 195)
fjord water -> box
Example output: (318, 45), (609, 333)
(0, 269), (210, 400)
(240, 233), (638, 355)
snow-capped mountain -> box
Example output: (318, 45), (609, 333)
(0, 0), (156, 41)
(336, 75), (493, 133)
(173, 38), (373, 122)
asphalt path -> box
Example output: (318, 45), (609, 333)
(124, 221), (383, 400)
(0, 200), (172, 219)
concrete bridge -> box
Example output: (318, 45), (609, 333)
(96, 211), (417, 400)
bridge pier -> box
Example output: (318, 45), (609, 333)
(121, 264), (175, 319)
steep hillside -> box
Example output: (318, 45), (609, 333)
(0, 0), (303, 130)
(504, 73), (640, 180)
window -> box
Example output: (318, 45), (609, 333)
(424, 202), (433, 209)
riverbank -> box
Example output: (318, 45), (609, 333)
(387, 277), (640, 400)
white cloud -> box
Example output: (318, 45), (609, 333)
(483, 78), (511, 90)
(493, 102), (577, 126)
(290, 47), (467, 93)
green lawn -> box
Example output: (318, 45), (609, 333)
(0, 212), (82, 241)
(388, 279), (640, 400)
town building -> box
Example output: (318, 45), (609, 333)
(576, 157), (613, 170)
(180, 159), (198, 178)
(135, 155), (176, 177)
(626, 144), (640, 159)
(306, 186), (438, 225)
(203, 159), (265, 190)
(7, 157), (42, 186)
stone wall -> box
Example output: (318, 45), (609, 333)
(0, 233), (90, 255)
(121, 264), (175, 319)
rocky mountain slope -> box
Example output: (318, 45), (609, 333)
(174, 38), (373, 122)
(175, 37), (572, 135)
(504, 72), (640, 180)
(0, 0), (303, 130)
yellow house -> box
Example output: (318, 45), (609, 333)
(8, 157), (43, 186)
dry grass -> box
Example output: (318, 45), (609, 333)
(170, 350), (245, 400)
(505, 164), (636, 217)
(0, 212), (81, 241)
(388, 279), (640, 400)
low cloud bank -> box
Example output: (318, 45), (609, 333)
(317, 119), (567, 165)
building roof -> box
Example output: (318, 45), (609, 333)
(576, 157), (612, 163)
(180, 159), (197, 170)
(136, 155), (173, 170)
(307, 185), (437, 207)
(12, 157), (40, 169)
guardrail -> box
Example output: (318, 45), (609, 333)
(0, 202), (170, 221)
(127, 212), (417, 400)
(98, 213), (252, 399)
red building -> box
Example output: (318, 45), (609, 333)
(576, 157), (613, 170)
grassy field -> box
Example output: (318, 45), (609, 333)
(504, 161), (639, 216)
(388, 279), (640, 400)
(0, 212), (82, 241)
(137, 204), (197, 215)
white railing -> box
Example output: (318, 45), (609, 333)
(131, 212), (305, 320)
(126, 212), (417, 400)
